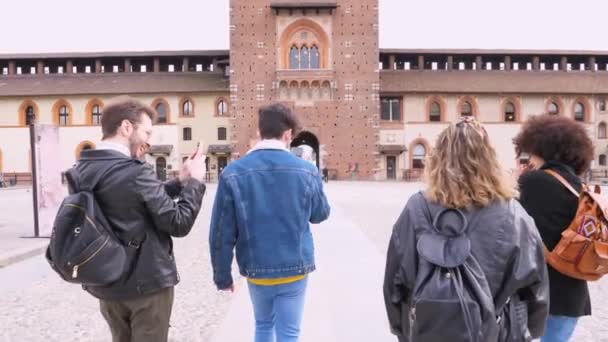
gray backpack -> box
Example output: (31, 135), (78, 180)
(409, 199), (500, 342)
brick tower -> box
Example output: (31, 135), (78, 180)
(229, 0), (380, 179)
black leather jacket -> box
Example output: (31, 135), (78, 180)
(75, 149), (205, 300)
(383, 193), (550, 341)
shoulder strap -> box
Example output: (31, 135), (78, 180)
(66, 163), (117, 193)
(544, 169), (580, 198)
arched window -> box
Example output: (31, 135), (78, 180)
(58, 105), (69, 126)
(300, 46), (310, 69)
(25, 106), (36, 125)
(461, 101), (472, 117)
(310, 45), (320, 69)
(599, 122), (607, 139)
(217, 99), (228, 116)
(574, 102), (585, 122)
(218, 127), (227, 141)
(412, 144), (426, 169)
(182, 100), (192, 117)
(155, 103), (167, 124)
(156, 157), (167, 181)
(429, 102), (441, 122)
(91, 104), (102, 125)
(183, 127), (192, 141)
(504, 102), (516, 122)
(599, 99), (606, 112)
(74, 141), (96, 159)
(548, 102), (559, 115)
(290, 45), (299, 69)
(600, 154), (607, 166)
(280, 20), (329, 69)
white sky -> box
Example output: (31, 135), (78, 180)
(2, 0), (607, 53)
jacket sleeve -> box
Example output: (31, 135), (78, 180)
(309, 172), (331, 224)
(383, 196), (420, 342)
(510, 201), (550, 338)
(163, 178), (183, 199)
(209, 174), (238, 290)
(135, 164), (205, 238)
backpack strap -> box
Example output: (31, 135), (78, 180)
(67, 164), (116, 193)
(544, 169), (580, 198)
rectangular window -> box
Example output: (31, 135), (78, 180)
(381, 98), (401, 121)
(218, 127), (227, 141)
(183, 128), (192, 141)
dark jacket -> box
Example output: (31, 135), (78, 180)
(76, 149), (205, 301)
(383, 193), (549, 341)
(518, 162), (591, 317)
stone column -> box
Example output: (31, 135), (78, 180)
(95, 59), (102, 73)
(66, 60), (73, 74)
(124, 58), (131, 73)
(388, 55), (396, 70)
(37, 61), (44, 74)
(588, 56), (597, 72)
(532, 56), (540, 70)
(504, 56), (512, 71)
(447, 56), (453, 71)
(182, 57), (189, 72)
(475, 56), (483, 70)
(561, 56), (568, 71)
(8, 61), (16, 75)
(154, 58), (160, 72)
(417, 55), (425, 70)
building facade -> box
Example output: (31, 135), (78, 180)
(1, 0), (608, 182)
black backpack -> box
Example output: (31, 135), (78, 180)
(409, 199), (500, 342)
(46, 166), (141, 286)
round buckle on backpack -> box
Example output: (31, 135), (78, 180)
(74, 227), (81, 234)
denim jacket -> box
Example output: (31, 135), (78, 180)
(209, 140), (331, 289)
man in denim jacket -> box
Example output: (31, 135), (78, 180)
(209, 103), (330, 342)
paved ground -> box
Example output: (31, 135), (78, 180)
(1, 182), (608, 341)
(0, 187), (49, 267)
(0, 185), (232, 342)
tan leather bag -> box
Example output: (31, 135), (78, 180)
(543, 170), (608, 281)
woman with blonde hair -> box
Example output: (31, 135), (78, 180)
(383, 117), (549, 342)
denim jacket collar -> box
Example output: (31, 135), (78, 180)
(248, 139), (289, 154)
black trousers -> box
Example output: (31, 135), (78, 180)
(100, 287), (174, 342)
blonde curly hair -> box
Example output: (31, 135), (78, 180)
(424, 117), (515, 208)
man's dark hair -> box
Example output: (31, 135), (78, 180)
(513, 114), (594, 175)
(101, 96), (157, 139)
(258, 103), (300, 139)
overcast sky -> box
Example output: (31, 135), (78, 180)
(2, 0), (607, 53)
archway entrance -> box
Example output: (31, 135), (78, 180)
(290, 131), (320, 168)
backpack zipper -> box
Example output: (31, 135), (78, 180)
(64, 204), (101, 234)
(72, 236), (109, 279)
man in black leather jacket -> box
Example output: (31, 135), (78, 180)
(76, 97), (206, 342)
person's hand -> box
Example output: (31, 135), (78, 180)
(181, 142), (206, 183)
(219, 283), (235, 293)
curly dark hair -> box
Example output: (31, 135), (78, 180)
(513, 114), (594, 175)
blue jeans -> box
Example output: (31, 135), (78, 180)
(247, 277), (308, 342)
(540, 315), (578, 342)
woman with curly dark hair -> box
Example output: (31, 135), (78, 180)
(514, 114), (595, 342)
